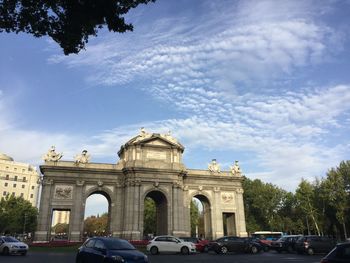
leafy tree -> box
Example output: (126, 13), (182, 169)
(0, 195), (38, 234)
(190, 199), (199, 236)
(323, 161), (350, 239)
(295, 179), (321, 235)
(52, 223), (68, 234)
(243, 177), (290, 233)
(0, 0), (156, 55)
(84, 213), (108, 237)
(143, 197), (155, 236)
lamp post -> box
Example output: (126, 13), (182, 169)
(23, 213), (28, 237)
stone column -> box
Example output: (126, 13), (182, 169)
(181, 187), (191, 237)
(34, 179), (54, 241)
(69, 181), (84, 241)
(235, 188), (247, 237)
(213, 187), (223, 239)
(111, 183), (124, 237)
(122, 182), (141, 240)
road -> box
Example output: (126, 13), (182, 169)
(1, 251), (324, 263)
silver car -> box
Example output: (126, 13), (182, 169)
(0, 236), (29, 256)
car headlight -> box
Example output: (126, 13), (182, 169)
(144, 255), (148, 262)
(11, 245), (19, 248)
(111, 255), (125, 262)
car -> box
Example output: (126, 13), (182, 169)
(270, 235), (302, 253)
(75, 237), (148, 263)
(244, 237), (270, 252)
(209, 236), (262, 254)
(179, 237), (210, 252)
(146, 235), (196, 255)
(295, 235), (336, 255)
(320, 242), (350, 263)
(0, 236), (29, 256)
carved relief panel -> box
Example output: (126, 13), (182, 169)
(54, 185), (73, 199)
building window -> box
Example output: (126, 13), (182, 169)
(30, 194), (33, 198)
(4, 182), (8, 187)
(14, 168), (17, 171)
(12, 192), (15, 196)
(13, 183), (17, 188)
(31, 186), (35, 190)
(22, 185), (25, 189)
(5, 174), (9, 180)
(3, 191), (6, 196)
(20, 193), (24, 197)
(6, 166), (9, 170)
(23, 177), (26, 182)
(22, 169), (25, 172)
(14, 176), (18, 181)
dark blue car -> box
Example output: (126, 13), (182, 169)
(76, 237), (148, 263)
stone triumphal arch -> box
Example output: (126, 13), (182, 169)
(35, 130), (247, 241)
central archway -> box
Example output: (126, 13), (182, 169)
(144, 190), (168, 237)
(83, 191), (111, 238)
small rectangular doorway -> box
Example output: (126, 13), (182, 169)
(223, 212), (236, 236)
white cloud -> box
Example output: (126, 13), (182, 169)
(3, 0), (349, 192)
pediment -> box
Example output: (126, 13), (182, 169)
(143, 138), (171, 147)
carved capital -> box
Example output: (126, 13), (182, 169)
(76, 180), (85, 186)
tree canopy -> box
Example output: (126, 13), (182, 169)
(0, 195), (38, 235)
(243, 160), (350, 240)
(0, 0), (155, 55)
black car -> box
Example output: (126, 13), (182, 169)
(295, 235), (336, 255)
(270, 235), (302, 253)
(320, 242), (350, 263)
(209, 236), (262, 254)
(76, 237), (148, 263)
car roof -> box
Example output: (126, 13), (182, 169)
(336, 242), (350, 247)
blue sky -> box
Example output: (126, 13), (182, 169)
(1, 0), (350, 216)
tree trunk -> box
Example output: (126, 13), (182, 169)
(343, 222), (348, 240)
(310, 214), (321, 236)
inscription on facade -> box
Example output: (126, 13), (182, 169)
(146, 150), (166, 160)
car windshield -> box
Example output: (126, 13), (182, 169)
(278, 237), (288, 242)
(3, 237), (19, 242)
(104, 239), (136, 250)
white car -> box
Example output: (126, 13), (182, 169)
(0, 236), (29, 256)
(146, 235), (196, 255)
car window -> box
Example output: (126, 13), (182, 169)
(344, 247), (350, 258)
(3, 237), (19, 242)
(85, 239), (95, 248)
(167, 237), (179, 242)
(94, 240), (105, 250)
(336, 246), (350, 258)
(155, 236), (167, 242)
(104, 239), (135, 250)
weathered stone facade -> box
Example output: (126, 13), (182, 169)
(35, 131), (247, 241)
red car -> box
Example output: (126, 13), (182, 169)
(179, 237), (209, 252)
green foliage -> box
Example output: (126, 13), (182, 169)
(190, 199), (199, 236)
(143, 197), (156, 236)
(0, 195), (38, 234)
(52, 223), (68, 234)
(83, 213), (108, 237)
(0, 0), (156, 55)
(243, 177), (298, 233)
(243, 160), (350, 240)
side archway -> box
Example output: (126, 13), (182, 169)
(191, 193), (212, 240)
(143, 190), (168, 237)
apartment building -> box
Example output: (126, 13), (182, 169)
(0, 153), (40, 207)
